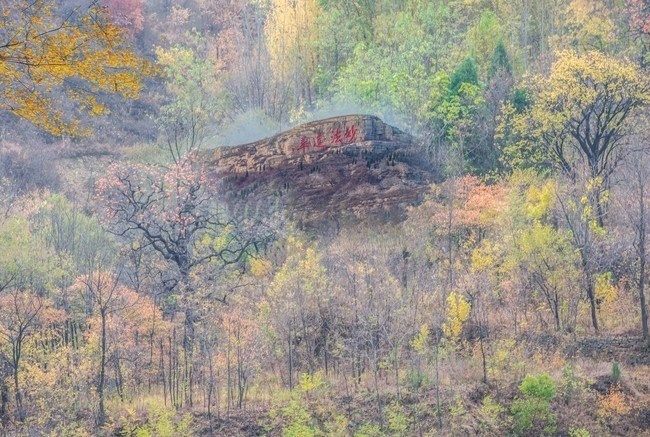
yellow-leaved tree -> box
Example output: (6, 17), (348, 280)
(506, 50), (650, 226)
(443, 291), (471, 341)
(0, 0), (152, 136)
(265, 0), (320, 109)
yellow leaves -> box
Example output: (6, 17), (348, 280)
(594, 272), (617, 305)
(269, 236), (327, 302)
(561, 0), (616, 51)
(442, 292), (471, 339)
(299, 371), (325, 393)
(542, 50), (650, 113)
(509, 48), (649, 180)
(265, 0), (320, 81)
(0, 1), (152, 136)
(250, 258), (272, 279)
(519, 224), (555, 257)
(410, 324), (429, 354)
(471, 241), (497, 273)
(596, 383), (630, 419)
(525, 180), (556, 221)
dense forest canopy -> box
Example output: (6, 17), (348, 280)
(0, 0), (650, 435)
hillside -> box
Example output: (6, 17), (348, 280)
(1, 0), (650, 436)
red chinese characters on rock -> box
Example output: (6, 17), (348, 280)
(330, 129), (343, 145)
(299, 135), (311, 153)
(344, 125), (358, 143)
(314, 132), (326, 149)
(293, 124), (359, 154)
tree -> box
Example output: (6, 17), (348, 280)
(101, 0), (145, 37)
(0, 291), (48, 422)
(499, 174), (581, 332)
(72, 269), (139, 427)
(556, 175), (611, 332)
(155, 41), (228, 163)
(449, 57), (479, 96)
(471, 10), (504, 76)
(0, 0), (151, 135)
(488, 41), (512, 80)
(96, 157), (265, 288)
(331, 1), (458, 131)
(618, 146), (650, 339)
(561, 0), (616, 52)
(629, 159), (649, 339)
(266, 237), (328, 389)
(627, 0), (650, 38)
(265, 0), (320, 109)
(516, 50), (650, 226)
(96, 156), (271, 409)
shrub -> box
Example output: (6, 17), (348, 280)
(281, 398), (317, 437)
(560, 364), (583, 403)
(324, 414), (349, 436)
(386, 401), (412, 435)
(569, 427), (591, 437)
(611, 362), (621, 383)
(596, 383), (630, 420)
(477, 396), (510, 434)
(511, 373), (556, 435)
(405, 368), (429, 391)
(354, 423), (383, 437)
(131, 400), (193, 437)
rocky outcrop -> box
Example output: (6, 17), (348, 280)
(202, 115), (434, 229)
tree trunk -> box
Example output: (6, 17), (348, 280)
(586, 279), (599, 332)
(13, 340), (24, 422)
(636, 175), (649, 340)
(168, 335), (174, 407)
(0, 360), (9, 427)
(640, 252), (648, 339)
(184, 307), (195, 408)
(595, 187), (605, 229)
(98, 309), (107, 427)
(435, 332), (442, 430)
(372, 348), (383, 427)
(160, 340), (167, 406)
(580, 247), (599, 332)
(287, 328), (293, 391)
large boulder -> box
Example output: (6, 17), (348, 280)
(202, 115), (434, 230)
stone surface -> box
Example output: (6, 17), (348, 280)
(201, 115), (434, 229)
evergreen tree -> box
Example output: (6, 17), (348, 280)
(488, 41), (512, 79)
(449, 57), (479, 95)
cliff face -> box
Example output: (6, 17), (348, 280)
(202, 115), (433, 229)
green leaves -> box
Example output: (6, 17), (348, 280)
(519, 373), (557, 401)
(511, 374), (557, 435)
(155, 39), (229, 162)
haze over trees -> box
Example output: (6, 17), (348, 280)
(0, 0), (649, 435)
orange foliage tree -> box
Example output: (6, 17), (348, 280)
(0, 0), (151, 135)
(0, 291), (62, 422)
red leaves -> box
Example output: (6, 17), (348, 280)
(96, 158), (213, 234)
(628, 0), (650, 36)
(101, 0), (145, 37)
(421, 175), (507, 233)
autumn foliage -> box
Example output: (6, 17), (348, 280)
(1, 0), (650, 435)
(0, 0), (151, 135)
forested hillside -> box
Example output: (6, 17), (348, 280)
(1, 0), (650, 435)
